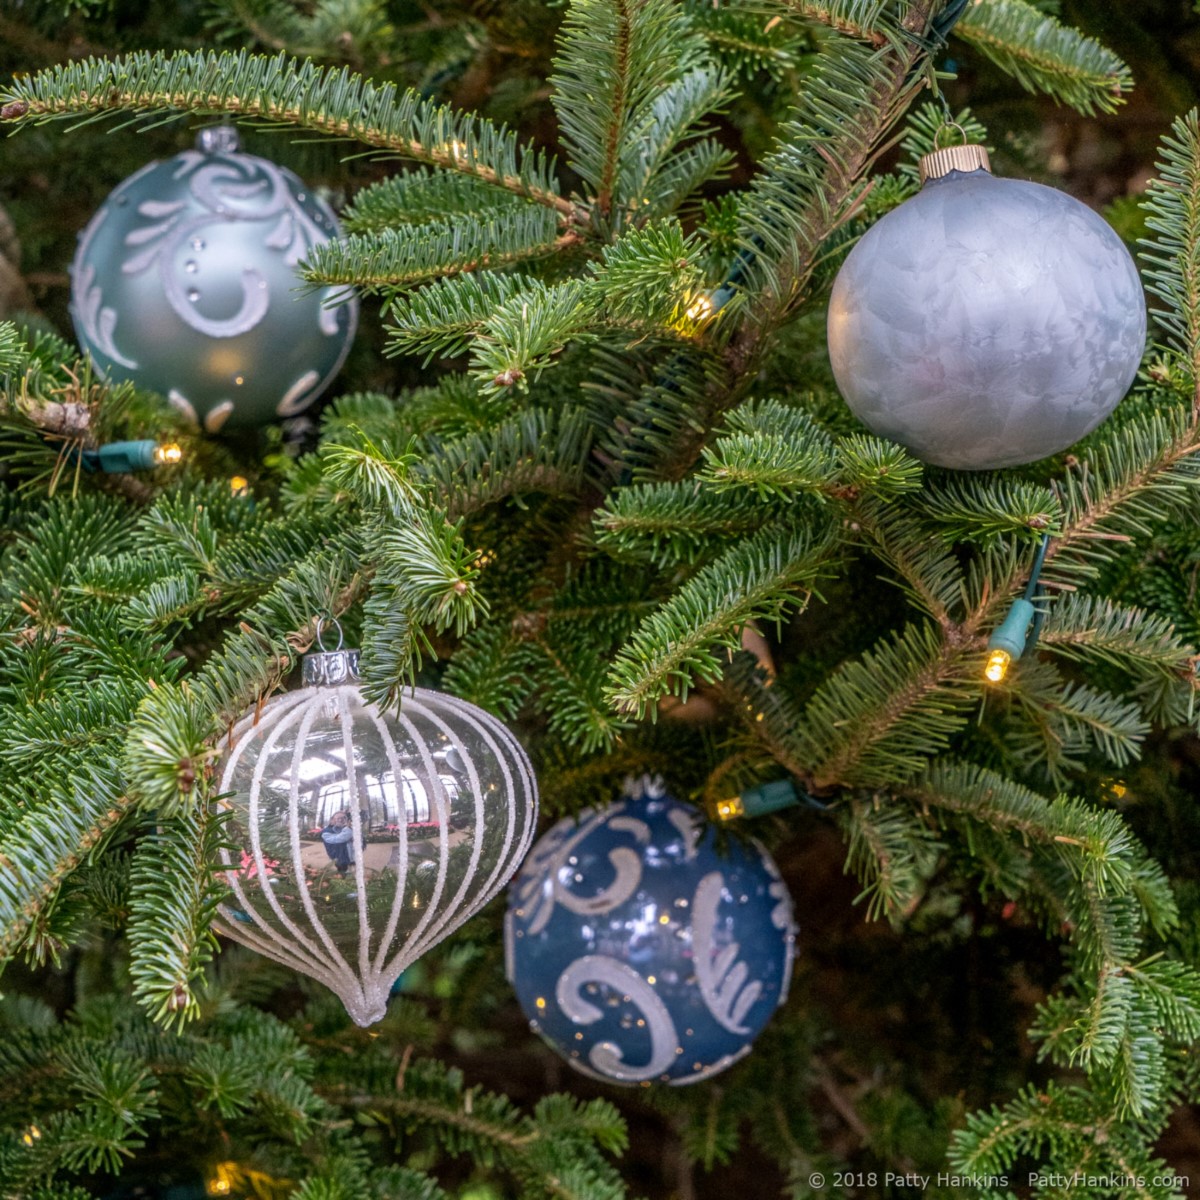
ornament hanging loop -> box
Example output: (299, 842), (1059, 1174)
(315, 615), (344, 653)
(938, 119), (969, 148)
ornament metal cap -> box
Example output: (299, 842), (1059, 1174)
(196, 125), (241, 155)
(302, 649), (361, 686)
(919, 143), (991, 184)
(302, 618), (359, 686)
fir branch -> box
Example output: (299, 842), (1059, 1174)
(658, 1), (941, 479)
(954, 0), (1133, 116)
(851, 498), (965, 625)
(606, 518), (837, 716)
(920, 477), (1062, 546)
(698, 398), (838, 499)
(126, 808), (227, 1027)
(527, 631), (634, 753)
(550, 0), (726, 221)
(470, 280), (593, 395)
(834, 435), (923, 500)
(384, 273), (534, 364)
(0, 763), (135, 962)
(775, 0), (891, 46)
(419, 406), (593, 519)
(1141, 110), (1200, 398)
(302, 207), (571, 290)
(1040, 412), (1200, 598)
(1007, 662), (1150, 778)
(732, 6), (926, 317)
(904, 761), (1148, 899)
(839, 798), (942, 922)
(366, 512), (489, 640)
(209, 0), (395, 69)
(328, 1060), (627, 1200)
(343, 169), (530, 233)
(1038, 595), (1193, 682)
(594, 482), (775, 566)
(684, 0), (803, 81)
(0, 50), (577, 218)
(800, 624), (979, 790)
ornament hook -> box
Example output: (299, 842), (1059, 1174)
(315, 615), (344, 653)
(941, 120), (969, 148)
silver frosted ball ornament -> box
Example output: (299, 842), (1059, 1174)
(215, 646), (538, 1026)
(70, 126), (358, 433)
(827, 144), (1146, 470)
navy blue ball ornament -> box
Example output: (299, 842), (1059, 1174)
(70, 126), (358, 433)
(505, 778), (796, 1085)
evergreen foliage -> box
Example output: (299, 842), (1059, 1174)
(0, 0), (1198, 1197)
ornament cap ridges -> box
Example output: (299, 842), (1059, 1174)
(302, 648), (361, 686)
(919, 143), (991, 183)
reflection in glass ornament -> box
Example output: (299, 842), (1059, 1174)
(69, 126), (358, 433)
(216, 648), (538, 1025)
(505, 778), (796, 1086)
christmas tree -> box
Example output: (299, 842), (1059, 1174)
(1, 1), (1200, 1197)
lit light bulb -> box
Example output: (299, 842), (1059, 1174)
(21, 1124), (41, 1147)
(206, 1162), (237, 1196)
(685, 293), (714, 323)
(229, 475), (250, 496)
(154, 442), (183, 465)
(984, 648), (1011, 683)
(713, 796), (744, 821)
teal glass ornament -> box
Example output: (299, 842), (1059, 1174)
(70, 127), (358, 433)
(827, 144), (1146, 470)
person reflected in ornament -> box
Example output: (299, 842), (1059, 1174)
(320, 810), (356, 875)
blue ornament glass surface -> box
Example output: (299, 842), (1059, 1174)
(70, 126), (358, 433)
(505, 780), (796, 1086)
(827, 153), (1146, 470)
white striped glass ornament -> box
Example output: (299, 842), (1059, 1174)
(215, 648), (538, 1025)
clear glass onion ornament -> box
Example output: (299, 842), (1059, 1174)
(215, 636), (538, 1025)
(827, 142), (1147, 470)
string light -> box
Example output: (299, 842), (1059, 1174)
(229, 474), (250, 496)
(206, 1162), (236, 1196)
(983, 534), (1052, 684)
(77, 439), (185, 473)
(21, 1124), (41, 1147)
(685, 292), (715, 323)
(710, 779), (809, 822)
(713, 796), (745, 821)
(984, 648), (1011, 684)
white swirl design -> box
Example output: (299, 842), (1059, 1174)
(117, 154), (330, 340)
(515, 804), (649, 935)
(277, 370), (322, 416)
(73, 261), (137, 369)
(167, 388), (199, 425)
(666, 805), (701, 859)
(692, 871), (762, 1035)
(556, 955), (678, 1083)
